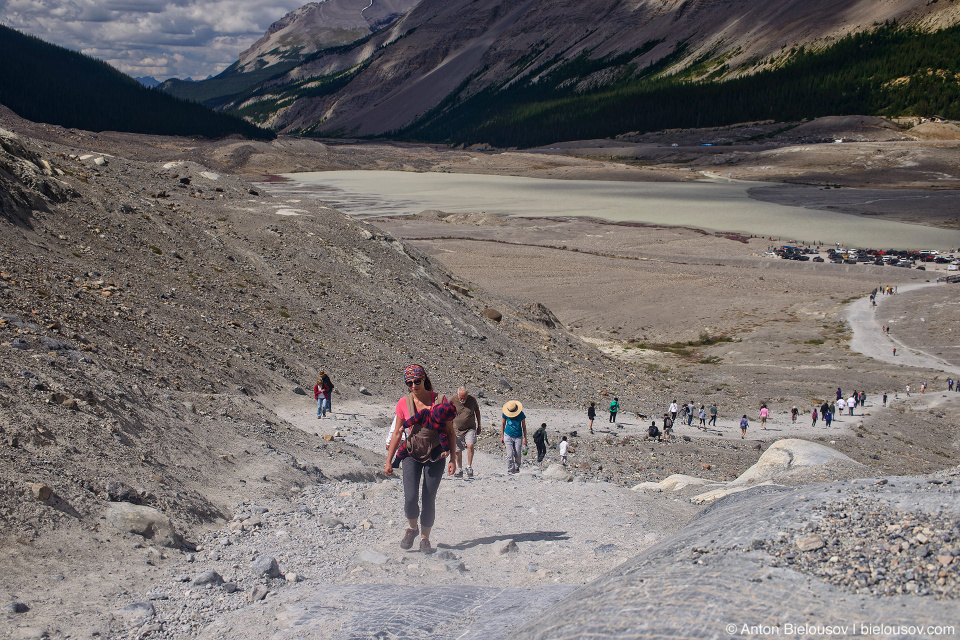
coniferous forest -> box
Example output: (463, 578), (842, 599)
(0, 25), (273, 140)
(394, 24), (960, 148)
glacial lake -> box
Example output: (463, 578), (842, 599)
(264, 171), (960, 249)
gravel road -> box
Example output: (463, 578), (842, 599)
(847, 281), (960, 375)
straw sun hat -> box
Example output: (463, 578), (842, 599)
(502, 400), (523, 418)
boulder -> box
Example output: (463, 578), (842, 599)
(113, 602), (155, 626)
(27, 482), (52, 501)
(193, 570), (225, 586)
(731, 439), (862, 486)
(105, 502), (180, 548)
(542, 464), (573, 482)
(481, 308), (502, 322)
(632, 474), (714, 493)
(252, 555), (281, 578)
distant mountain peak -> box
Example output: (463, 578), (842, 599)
(235, 0), (421, 73)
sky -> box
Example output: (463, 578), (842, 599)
(0, 0), (309, 80)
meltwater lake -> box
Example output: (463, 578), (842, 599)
(264, 171), (960, 249)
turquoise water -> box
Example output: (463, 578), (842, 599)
(264, 171), (960, 249)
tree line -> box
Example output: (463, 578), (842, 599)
(0, 25), (273, 140)
(394, 23), (960, 148)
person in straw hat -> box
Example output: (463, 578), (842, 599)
(500, 400), (528, 474)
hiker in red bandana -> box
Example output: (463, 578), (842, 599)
(384, 364), (455, 554)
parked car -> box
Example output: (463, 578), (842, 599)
(812, 256), (825, 262)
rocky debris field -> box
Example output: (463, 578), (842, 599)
(2, 106), (960, 639)
(761, 485), (958, 599)
(0, 113), (647, 639)
(514, 468), (960, 640)
(34, 448), (696, 639)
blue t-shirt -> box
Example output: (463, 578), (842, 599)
(503, 411), (526, 438)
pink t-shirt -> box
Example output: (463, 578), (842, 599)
(759, 407), (769, 419)
(395, 392), (448, 423)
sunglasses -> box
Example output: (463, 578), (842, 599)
(405, 378), (423, 387)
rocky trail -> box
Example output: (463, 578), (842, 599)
(1, 111), (959, 639)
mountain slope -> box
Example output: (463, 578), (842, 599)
(159, 0), (420, 107)
(0, 109), (635, 572)
(0, 25), (272, 140)
(217, 0), (960, 140)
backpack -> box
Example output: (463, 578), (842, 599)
(404, 393), (443, 463)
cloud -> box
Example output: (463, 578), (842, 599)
(0, 0), (309, 79)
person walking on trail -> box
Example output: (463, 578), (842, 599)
(587, 402), (596, 434)
(883, 392), (888, 406)
(662, 413), (674, 440)
(686, 400), (696, 426)
(791, 406), (799, 423)
(609, 397), (620, 424)
(824, 408), (833, 428)
(836, 387), (842, 401)
(533, 423), (550, 463)
(647, 421), (661, 442)
(820, 401), (830, 420)
(320, 371), (334, 416)
(501, 400), (528, 475)
(313, 375), (327, 419)
(669, 400), (679, 423)
(759, 404), (770, 429)
(740, 415), (749, 439)
(314, 371), (333, 418)
(384, 364), (455, 555)
(558, 436), (570, 464)
(811, 408), (818, 427)
(837, 398), (846, 417)
(848, 395), (856, 415)
(698, 404), (707, 429)
(708, 403), (718, 427)
(451, 386), (482, 478)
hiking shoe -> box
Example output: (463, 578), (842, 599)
(454, 469), (463, 478)
(400, 527), (418, 550)
(465, 467), (473, 478)
(420, 538), (435, 554)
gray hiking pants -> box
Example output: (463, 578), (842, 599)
(402, 456), (445, 529)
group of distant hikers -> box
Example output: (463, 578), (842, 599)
(310, 363), (935, 554)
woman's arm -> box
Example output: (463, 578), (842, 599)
(501, 417), (506, 441)
(384, 414), (403, 476)
(521, 419), (528, 443)
(445, 420), (457, 475)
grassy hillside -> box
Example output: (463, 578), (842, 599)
(0, 25), (274, 140)
(158, 61), (300, 109)
(395, 23), (960, 147)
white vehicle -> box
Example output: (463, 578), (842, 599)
(949, 264), (958, 271)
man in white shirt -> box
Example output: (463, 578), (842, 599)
(837, 398), (846, 417)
